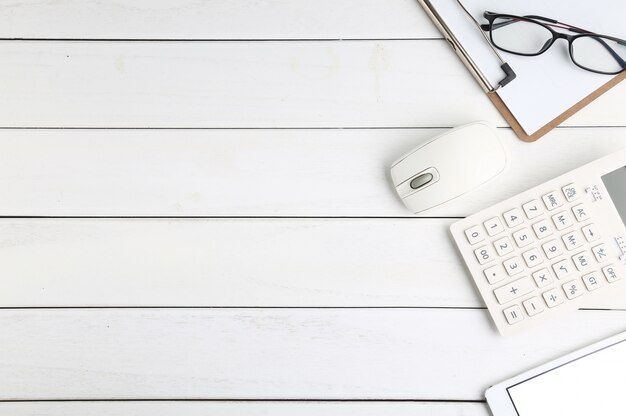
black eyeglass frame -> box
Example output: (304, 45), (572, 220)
(480, 11), (626, 75)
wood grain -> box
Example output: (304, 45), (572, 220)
(0, 401), (490, 416)
(0, 40), (501, 128)
(0, 218), (476, 307)
(1, 40), (624, 129)
(0, 308), (624, 400)
(1, 127), (625, 217)
(0, 0), (436, 40)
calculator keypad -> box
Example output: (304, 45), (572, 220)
(459, 182), (622, 333)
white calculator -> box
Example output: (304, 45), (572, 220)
(450, 148), (626, 335)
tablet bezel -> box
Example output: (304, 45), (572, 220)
(485, 331), (626, 416)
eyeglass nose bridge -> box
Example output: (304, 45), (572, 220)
(553, 32), (576, 42)
(540, 32), (575, 54)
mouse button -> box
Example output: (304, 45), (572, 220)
(410, 172), (433, 190)
(389, 140), (442, 186)
(401, 171), (455, 214)
(394, 167), (440, 199)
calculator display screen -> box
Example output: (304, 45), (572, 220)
(506, 339), (626, 415)
(602, 166), (626, 226)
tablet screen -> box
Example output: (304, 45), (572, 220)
(506, 339), (626, 416)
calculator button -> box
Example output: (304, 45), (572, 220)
(523, 297), (545, 316)
(474, 245), (495, 265)
(493, 236), (514, 256)
(572, 250), (593, 271)
(562, 230), (584, 251)
(541, 239), (563, 260)
(484, 264), (506, 285)
(542, 288), (564, 308)
(551, 211), (574, 231)
(582, 271), (604, 291)
(552, 258), (574, 280)
(464, 225), (486, 245)
(494, 276), (534, 304)
(592, 244), (609, 263)
(484, 217), (504, 236)
(503, 208), (524, 228)
(503, 256), (525, 276)
(522, 248), (543, 268)
(602, 265), (621, 283)
(582, 224), (600, 242)
(503, 305), (524, 325)
(532, 268), (554, 288)
(512, 228), (534, 248)
(562, 279), (585, 300)
(542, 191), (564, 211)
(522, 200), (544, 219)
(571, 204), (590, 222)
(532, 219), (554, 239)
(562, 183), (580, 202)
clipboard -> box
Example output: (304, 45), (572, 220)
(419, 0), (626, 142)
(489, 70), (626, 142)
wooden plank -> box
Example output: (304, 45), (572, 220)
(0, 401), (490, 416)
(0, 127), (624, 217)
(0, 218), (474, 307)
(0, 308), (623, 400)
(2, 40), (624, 129)
(0, 40), (502, 128)
(2, 218), (625, 309)
(0, 0), (436, 40)
(2, 40), (623, 128)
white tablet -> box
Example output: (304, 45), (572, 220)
(486, 331), (626, 416)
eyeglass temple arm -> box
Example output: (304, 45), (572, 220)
(480, 11), (592, 32)
(584, 37), (626, 68)
(481, 12), (569, 31)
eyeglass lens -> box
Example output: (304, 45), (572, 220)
(490, 16), (626, 74)
(572, 36), (625, 74)
(490, 17), (553, 55)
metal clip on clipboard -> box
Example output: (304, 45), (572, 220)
(454, 0), (516, 91)
(420, 0), (516, 93)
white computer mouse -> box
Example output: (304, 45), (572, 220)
(390, 121), (507, 214)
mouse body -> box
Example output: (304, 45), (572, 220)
(390, 121), (507, 213)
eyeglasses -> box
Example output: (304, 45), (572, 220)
(480, 12), (626, 75)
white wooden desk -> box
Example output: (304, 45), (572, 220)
(0, 1), (625, 415)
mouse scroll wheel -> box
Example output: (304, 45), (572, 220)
(410, 173), (434, 190)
